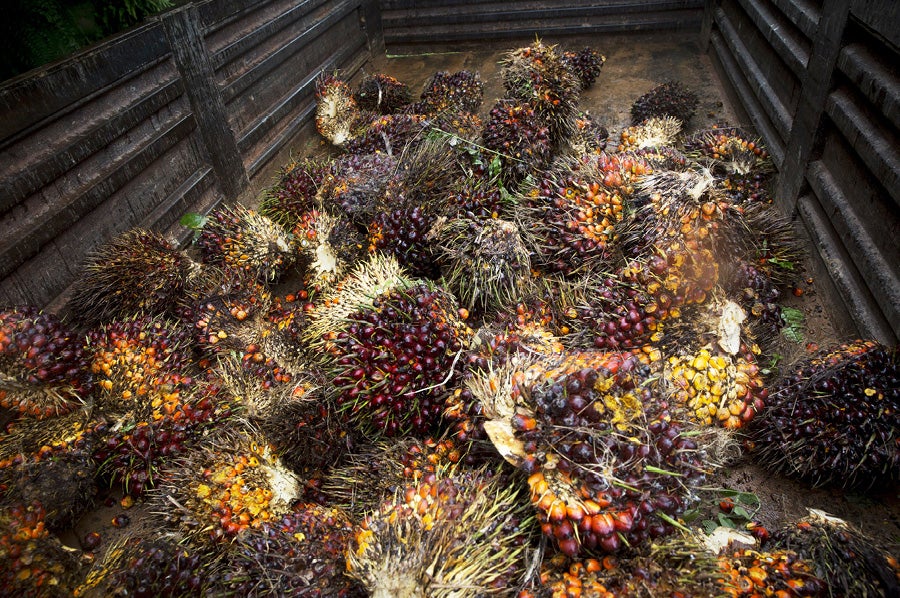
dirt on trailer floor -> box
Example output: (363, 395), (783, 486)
(57, 32), (900, 587)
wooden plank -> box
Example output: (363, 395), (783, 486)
(163, 4), (249, 201)
(382, 0), (701, 22)
(850, 0), (900, 49)
(837, 43), (900, 132)
(736, 0), (809, 77)
(769, 0), (819, 39)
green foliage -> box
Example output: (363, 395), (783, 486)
(780, 307), (805, 343)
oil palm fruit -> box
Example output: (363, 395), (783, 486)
(501, 40), (581, 145)
(290, 207), (366, 290)
(259, 157), (328, 227)
(344, 112), (427, 156)
(722, 260), (785, 348)
(632, 145), (689, 172)
(617, 116), (683, 152)
(196, 204), (294, 284)
(305, 254), (470, 437)
(748, 340), (899, 491)
(346, 467), (535, 597)
(153, 425), (302, 546)
(354, 73), (412, 114)
(432, 217), (533, 313)
(630, 80), (698, 126)
(413, 69), (484, 115)
(717, 546), (826, 597)
(444, 165), (507, 219)
(769, 509), (900, 597)
(318, 152), (395, 226)
(0, 306), (92, 418)
(481, 99), (553, 190)
(568, 111), (610, 155)
(469, 350), (708, 557)
(69, 228), (215, 325)
(561, 47), (606, 89)
(315, 73), (361, 146)
(0, 502), (80, 597)
(685, 126), (771, 179)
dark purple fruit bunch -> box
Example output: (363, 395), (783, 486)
(723, 260), (785, 346)
(354, 73), (412, 114)
(368, 202), (438, 278)
(445, 167), (506, 219)
(0, 306), (92, 418)
(259, 158), (328, 226)
(197, 204), (294, 284)
(749, 340), (899, 490)
(561, 47), (606, 89)
(413, 69), (484, 115)
(306, 254), (470, 437)
(631, 80), (699, 126)
(501, 40), (581, 145)
(318, 152), (395, 225)
(315, 73), (361, 146)
(344, 112), (427, 155)
(481, 99), (553, 190)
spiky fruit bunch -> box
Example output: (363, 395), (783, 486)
(154, 426), (301, 545)
(0, 502), (80, 596)
(346, 468), (534, 597)
(501, 40), (581, 144)
(291, 208), (365, 290)
(197, 204), (294, 283)
(717, 547), (825, 597)
(445, 169), (506, 219)
(617, 116), (683, 152)
(433, 217), (532, 312)
(308, 255), (469, 436)
(215, 504), (364, 597)
(724, 260), (785, 345)
(354, 73), (412, 114)
(259, 157), (328, 226)
(481, 99), (553, 189)
(414, 69), (484, 115)
(569, 111), (609, 154)
(344, 112), (427, 155)
(428, 109), (483, 141)
(665, 345), (766, 428)
(0, 307), (92, 418)
(769, 510), (900, 597)
(471, 350), (707, 556)
(531, 556), (616, 598)
(318, 152), (395, 225)
(630, 80), (699, 126)
(748, 340), (899, 490)
(69, 228), (211, 324)
(632, 145), (689, 172)
(368, 203), (438, 278)
(685, 127), (771, 178)
(315, 73), (360, 145)
(561, 47), (606, 89)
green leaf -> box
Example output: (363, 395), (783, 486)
(702, 519), (718, 534)
(180, 212), (207, 231)
(732, 506), (752, 520)
(489, 154), (502, 179)
(781, 307), (805, 343)
(718, 513), (736, 528)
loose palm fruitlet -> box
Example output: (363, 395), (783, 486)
(481, 99), (553, 190)
(69, 228), (213, 324)
(561, 47), (606, 89)
(346, 468), (535, 597)
(501, 40), (581, 145)
(630, 80), (698, 126)
(307, 254), (470, 437)
(259, 157), (328, 226)
(196, 204), (294, 284)
(353, 73), (412, 114)
(0, 306), (92, 418)
(413, 69), (484, 115)
(717, 547), (826, 597)
(748, 340), (899, 491)
(769, 509), (900, 597)
(315, 73), (360, 146)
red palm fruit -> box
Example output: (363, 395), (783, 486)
(259, 157), (329, 226)
(561, 47), (606, 89)
(481, 99), (553, 190)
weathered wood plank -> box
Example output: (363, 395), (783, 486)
(736, 0), (809, 77)
(837, 43), (900, 132)
(769, 0), (819, 40)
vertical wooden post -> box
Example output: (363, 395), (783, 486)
(359, 0), (385, 56)
(774, 0), (851, 215)
(163, 4), (249, 201)
(700, 0), (716, 51)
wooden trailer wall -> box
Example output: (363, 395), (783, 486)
(703, 0), (899, 345)
(0, 0), (380, 310)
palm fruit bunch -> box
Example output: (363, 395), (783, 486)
(481, 99), (554, 190)
(521, 155), (630, 275)
(315, 73), (361, 146)
(526, 556), (616, 598)
(444, 165), (506, 219)
(616, 116), (683, 152)
(346, 467), (535, 596)
(0, 306), (92, 418)
(631, 145), (689, 172)
(413, 69), (484, 115)
(317, 152), (395, 226)
(213, 503), (364, 597)
(748, 340), (899, 491)
(561, 47), (606, 89)
(427, 109), (483, 141)
(196, 204), (294, 284)
(768, 510), (900, 597)
(722, 260), (785, 346)
(717, 546), (826, 597)
(353, 72), (412, 114)
(432, 217), (532, 313)
(69, 228), (214, 325)
(569, 111), (609, 155)
(470, 350), (708, 557)
(153, 425), (301, 545)
(630, 80), (699, 126)
(0, 502), (80, 596)
(76, 533), (209, 597)
(344, 112), (427, 156)
(685, 127), (773, 204)
(259, 157), (328, 227)
(306, 254), (470, 437)
(289, 207), (366, 290)
(501, 40), (581, 145)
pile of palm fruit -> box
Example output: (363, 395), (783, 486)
(1, 39), (898, 597)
